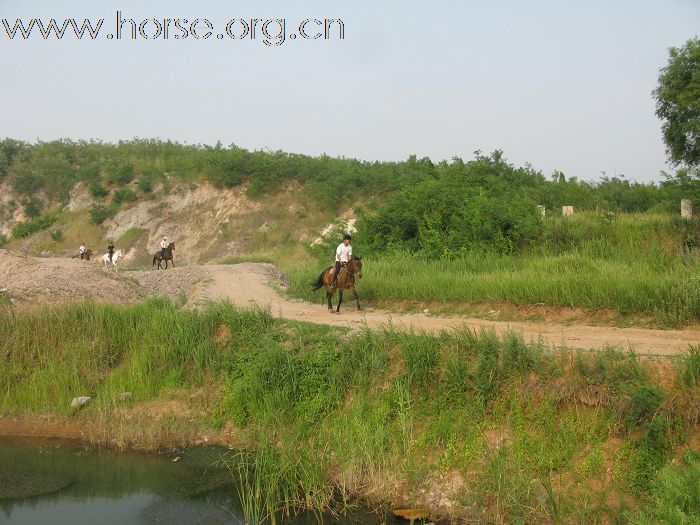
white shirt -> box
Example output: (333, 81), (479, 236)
(336, 243), (352, 263)
(79, 245), (86, 253)
(160, 240), (168, 249)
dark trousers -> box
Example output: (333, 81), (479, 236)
(333, 262), (342, 284)
(108, 250), (113, 261)
(161, 248), (166, 258)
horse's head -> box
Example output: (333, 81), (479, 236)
(352, 257), (363, 278)
(169, 242), (175, 250)
(115, 249), (123, 258)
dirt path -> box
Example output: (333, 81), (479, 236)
(200, 264), (700, 356)
(2, 250), (698, 356)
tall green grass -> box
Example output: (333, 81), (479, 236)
(1, 299), (698, 523)
(288, 213), (700, 326)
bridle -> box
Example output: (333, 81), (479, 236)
(340, 259), (361, 277)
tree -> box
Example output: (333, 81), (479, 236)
(653, 38), (700, 167)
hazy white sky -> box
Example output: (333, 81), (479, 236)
(1, 0), (698, 182)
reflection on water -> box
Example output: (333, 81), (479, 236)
(0, 437), (375, 525)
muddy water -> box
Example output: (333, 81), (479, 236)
(0, 438), (375, 525)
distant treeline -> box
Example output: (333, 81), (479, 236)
(0, 138), (697, 210)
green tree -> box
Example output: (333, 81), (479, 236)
(653, 38), (700, 167)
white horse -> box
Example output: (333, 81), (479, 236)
(102, 249), (123, 270)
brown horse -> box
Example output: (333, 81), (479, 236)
(72, 249), (93, 261)
(311, 257), (363, 313)
(152, 242), (175, 269)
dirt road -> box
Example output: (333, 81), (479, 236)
(2, 250), (698, 355)
(201, 263), (700, 356)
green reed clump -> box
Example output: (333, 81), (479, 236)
(677, 345), (700, 389)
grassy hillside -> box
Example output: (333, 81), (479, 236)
(1, 299), (698, 523)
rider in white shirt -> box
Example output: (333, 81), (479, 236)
(160, 236), (168, 259)
(333, 234), (352, 287)
(79, 243), (86, 260)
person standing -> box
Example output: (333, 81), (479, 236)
(79, 243), (87, 260)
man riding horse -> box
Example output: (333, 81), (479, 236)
(153, 236), (176, 269)
(311, 234), (363, 313)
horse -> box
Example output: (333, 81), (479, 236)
(102, 249), (123, 270)
(311, 257), (363, 314)
(71, 249), (93, 261)
(152, 242), (175, 270)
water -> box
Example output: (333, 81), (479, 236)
(0, 438), (376, 525)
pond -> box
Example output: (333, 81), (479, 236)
(0, 437), (379, 525)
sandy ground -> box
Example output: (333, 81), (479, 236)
(201, 264), (700, 356)
(2, 250), (698, 355)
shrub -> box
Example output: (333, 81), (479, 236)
(622, 382), (666, 429)
(107, 163), (135, 186)
(23, 198), (42, 218)
(111, 188), (137, 205)
(137, 178), (153, 193)
(89, 204), (112, 225)
(678, 345), (700, 389)
(89, 180), (108, 198)
(11, 172), (43, 195)
(0, 234), (7, 248)
(49, 230), (63, 242)
(11, 214), (57, 238)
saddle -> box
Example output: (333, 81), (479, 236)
(329, 262), (347, 276)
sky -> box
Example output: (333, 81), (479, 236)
(1, 0), (698, 183)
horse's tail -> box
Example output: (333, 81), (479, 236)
(152, 255), (157, 266)
(311, 272), (325, 291)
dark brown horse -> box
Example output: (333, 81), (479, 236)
(72, 249), (93, 261)
(152, 242), (175, 269)
(311, 257), (363, 313)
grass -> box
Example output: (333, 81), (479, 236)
(1, 299), (698, 523)
(286, 214), (700, 327)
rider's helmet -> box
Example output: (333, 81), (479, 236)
(163, 236), (167, 240)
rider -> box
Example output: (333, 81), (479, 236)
(332, 234), (353, 288)
(107, 241), (115, 262)
(79, 242), (86, 260)
(160, 236), (169, 260)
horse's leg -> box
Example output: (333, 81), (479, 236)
(336, 289), (343, 313)
(326, 286), (333, 311)
(170, 257), (175, 268)
(353, 287), (361, 310)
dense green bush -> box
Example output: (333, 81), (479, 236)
(111, 188), (137, 205)
(107, 162), (135, 186)
(23, 198), (42, 218)
(89, 204), (113, 225)
(89, 180), (108, 198)
(137, 178), (153, 193)
(11, 214), (57, 238)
